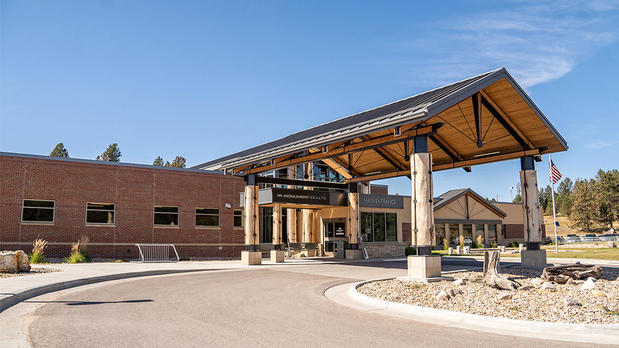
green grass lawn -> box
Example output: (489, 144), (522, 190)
(432, 247), (619, 261)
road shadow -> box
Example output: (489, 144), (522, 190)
(24, 299), (154, 306)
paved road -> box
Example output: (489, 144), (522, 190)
(26, 262), (603, 348)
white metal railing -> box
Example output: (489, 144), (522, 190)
(135, 244), (180, 262)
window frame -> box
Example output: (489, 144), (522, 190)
(360, 211), (398, 243)
(233, 209), (243, 228)
(21, 199), (55, 224)
(154, 205), (180, 227)
(195, 207), (220, 228)
(85, 202), (116, 226)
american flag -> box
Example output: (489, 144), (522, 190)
(549, 160), (562, 184)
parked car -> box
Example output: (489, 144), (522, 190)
(599, 233), (618, 241)
(565, 234), (581, 243)
(581, 234), (599, 242)
(546, 235), (565, 244)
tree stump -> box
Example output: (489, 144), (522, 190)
(541, 262), (603, 284)
(483, 251), (521, 290)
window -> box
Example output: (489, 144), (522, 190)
(86, 203), (115, 224)
(360, 212), (397, 242)
(234, 210), (243, 227)
(22, 200), (54, 223)
(154, 206), (179, 226)
(196, 208), (219, 227)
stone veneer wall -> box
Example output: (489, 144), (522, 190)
(361, 242), (408, 258)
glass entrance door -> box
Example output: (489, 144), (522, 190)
(323, 219), (347, 255)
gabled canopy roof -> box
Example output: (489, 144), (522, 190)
(434, 188), (506, 218)
(194, 68), (567, 182)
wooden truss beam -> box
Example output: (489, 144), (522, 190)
(243, 123), (441, 174)
(479, 90), (534, 150)
(345, 148), (541, 183)
(472, 93), (483, 148)
(360, 135), (407, 171)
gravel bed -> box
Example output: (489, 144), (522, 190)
(0, 267), (58, 279)
(357, 266), (619, 324)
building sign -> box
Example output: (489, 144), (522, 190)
(240, 188), (347, 206)
(359, 194), (403, 209)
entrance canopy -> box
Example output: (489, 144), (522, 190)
(194, 68), (567, 182)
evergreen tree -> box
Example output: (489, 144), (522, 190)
(165, 156), (186, 168)
(96, 143), (121, 162)
(49, 143), (69, 158)
(595, 169), (618, 228)
(153, 156), (164, 166)
(570, 179), (599, 232)
(538, 185), (553, 214)
(512, 193), (522, 203)
(556, 177), (573, 216)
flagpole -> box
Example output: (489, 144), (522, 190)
(549, 154), (559, 254)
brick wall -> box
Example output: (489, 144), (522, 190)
(0, 154), (245, 260)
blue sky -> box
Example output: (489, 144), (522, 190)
(1, 0), (618, 201)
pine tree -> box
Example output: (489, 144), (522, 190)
(165, 156), (186, 168)
(50, 143), (69, 158)
(556, 177), (573, 216)
(512, 193), (522, 203)
(570, 179), (599, 232)
(96, 143), (121, 162)
(153, 156), (164, 166)
(595, 169), (618, 228)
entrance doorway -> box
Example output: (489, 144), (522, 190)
(323, 218), (347, 257)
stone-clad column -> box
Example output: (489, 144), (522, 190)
(407, 135), (441, 280)
(242, 175), (261, 265)
(520, 156), (546, 268)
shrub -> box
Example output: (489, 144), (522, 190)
(66, 236), (91, 263)
(490, 242), (498, 248)
(459, 236), (465, 248)
(29, 238), (48, 264)
(476, 235), (484, 249)
(442, 238), (449, 250)
(509, 241), (519, 248)
(405, 246), (417, 256)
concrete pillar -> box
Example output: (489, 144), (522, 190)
(519, 156), (546, 268)
(406, 135), (441, 281)
(497, 223), (503, 244)
(484, 224), (489, 244)
(242, 176), (261, 265)
(445, 223), (450, 245)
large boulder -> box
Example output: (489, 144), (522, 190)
(0, 250), (31, 273)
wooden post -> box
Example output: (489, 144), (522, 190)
(484, 224), (489, 244)
(411, 136), (434, 255)
(272, 203), (282, 248)
(458, 224), (463, 244)
(497, 223), (503, 244)
(302, 209), (312, 243)
(348, 191), (360, 246)
(520, 157), (542, 249)
(287, 209), (297, 243)
(244, 184), (259, 248)
(445, 223), (450, 245)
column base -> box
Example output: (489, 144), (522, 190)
(345, 249), (363, 260)
(521, 249), (547, 268)
(241, 251), (262, 265)
(406, 255), (442, 281)
(270, 250), (284, 263)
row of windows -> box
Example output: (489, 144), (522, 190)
(361, 212), (397, 242)
(21, 200), (243, 228)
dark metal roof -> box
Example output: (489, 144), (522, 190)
(194, 67), (567, 171)
(433, 188), (506, 217)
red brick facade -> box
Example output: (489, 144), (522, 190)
(0, 153), (246, 259)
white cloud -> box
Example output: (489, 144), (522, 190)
(402, 0), (619, 88)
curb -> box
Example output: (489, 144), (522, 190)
(348, 278), (619, 345)
(0, 269), (211, 313)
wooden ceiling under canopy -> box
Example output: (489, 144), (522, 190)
(193, 68), (567, 183)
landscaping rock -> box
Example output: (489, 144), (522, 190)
(453, 278), (466, 286)
(580, 277), (597, 291)
(498, 293), (513, 301)
(0, 250), (30, 273)
(519, 285), (532, 291)
(564, 299), (582, 307)
(436, 290), (450, 301)
(540, 282), (556, 290)
(592, 289), (607, 298)
(531, 278), (544, 286)
(468, 274), (483, 283)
